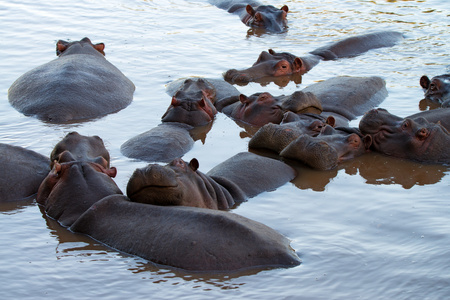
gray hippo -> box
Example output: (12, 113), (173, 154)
(70, 194), (301, 272)
(8, 38), (135, 123)
(217, 76), (388, 129)
(37, 132), (121, 227)
(0, 143), (50, 202)
(210, 0), (289, 33)
(419, 74), (450, 108)
(224, 31), (403, 85)
(359, 108), (450, 163)
(121, 78), (240, 162)
(127, 152), (296, 209)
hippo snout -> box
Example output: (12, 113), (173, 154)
(224, 69), (250, 85)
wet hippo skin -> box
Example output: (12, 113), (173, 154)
(70, 194), (301, 272)
(419, 74), (450, 107)
(8, 38), (135, 123)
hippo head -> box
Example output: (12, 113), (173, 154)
(50, 132), (111, 169)
(280, 126), (369, 170)
(127, 158), (234, 210)
(161, 79), (217, 127)
(37, 160), (121, 227)
(228, 92), (284, 127)
(224, 49), (305, 85)
(56, 37), (105, 57)
(420, 74), (450, 103)
(242, 5), (289, 33)
(359, 108), (450, 163)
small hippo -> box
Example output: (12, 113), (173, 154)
(37, 132), (121, 227)
(0, 143), (50, 202)
(419, 74), (450, 107)
(210, 0), (289, 33)
(224, 31), (403, 85)
(127, 152), (296, 209)
(359, 108), (450, 164)
(70, 194), (301, 272)
(8, 38), (135, 123)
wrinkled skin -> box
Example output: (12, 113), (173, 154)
(0, 144), (50, 202)
(161, 78), (218, 127)
(359, 108), (450, 163)
(8, 37), (135, 123)
(419, 74), (450, 106)
(127, 158), (236, 210)
(37, 132), (121, 226)
(212, 0), (289, 33)
(70, 194), (301, 272)
(216, 91), (322, 127)
(280, 126), (369, 170)
(224, 31), (403, 85)
(127, 152), (296, 209)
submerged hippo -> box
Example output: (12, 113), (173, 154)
(127, 152), (296, 209)
(224, 31), (403, 85)
(419, 74), (450, 107)
(210, 0), (289, 33)
(0, 143), (50, 202)
(70, 194), (301, 272)
(121, 78), (240, 162)
(8, 38), (135, 123)
(37, 132), (121, 226)
(359, 108), (450, 164)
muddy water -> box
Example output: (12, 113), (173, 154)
(0, 0), (449, 299)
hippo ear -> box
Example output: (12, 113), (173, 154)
(93, 43), (105, 56)
(281, 5), (289, 13)
(268, 49), (276, 55)
(419, 75), (430, 89)
(171, 96), (180, 106)
(189, 158), (199, 171)
(363, 135), (373, 150)
(293, 57), (304, 73)
(106, 167), (117, 178)
(246, 4), (256, 16)
(326, 116), (336, 128)
(239, 94), (248, 103)
(56, 40), (68, 56)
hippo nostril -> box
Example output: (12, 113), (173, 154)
(416, 128), (429, 140)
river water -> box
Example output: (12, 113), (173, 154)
(0, 0), (449, 299)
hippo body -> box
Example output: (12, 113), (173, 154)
(127, 152), (296, 209)
(37, 132), (121, 226)
(359, 108), (450, 163)
(210, 0), (289, 33)
(419, 74), (450, 106)
(0, 144), (50, 202)
(70, 194), (301, 272)
(8, 38), (135, 123)
(224, 31), (403, 85)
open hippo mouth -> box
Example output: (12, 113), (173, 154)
(127, 164), (183, 205)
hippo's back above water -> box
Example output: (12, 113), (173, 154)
(8, 38), (135, 123)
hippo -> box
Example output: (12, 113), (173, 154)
(121, 78), (240, 162)
(359, 108), (450, 164)
(419, 74), (450, 106)
(224, 31), (403, 85)
(217, 76), (388, 130)
(249, 114), (369, 170)
(37, 132), (121, 227)
(8, 38), (135, 123)
(0, 143), (50, 202)
(70, 194), (301, 272)
(210, 0), (289, 33)
(127, 152), (296, 209)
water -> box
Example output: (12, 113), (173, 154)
(0, 0), (449, 299)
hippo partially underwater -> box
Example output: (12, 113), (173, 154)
(37, 132), (300, 272)
(419, 74), (450, 107)
(224, 31), (403, 85)
(8, 38), (135, 123)
(210, 0), (289, 33)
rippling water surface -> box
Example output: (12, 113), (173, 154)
(0, 0), (449, 299)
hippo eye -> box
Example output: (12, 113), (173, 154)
(430, 83), (436, 91)
(401, 121), (409, 130)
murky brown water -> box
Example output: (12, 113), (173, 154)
(0, 0), (449, 299)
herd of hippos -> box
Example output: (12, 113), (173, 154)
(2, 1), (450, 272)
